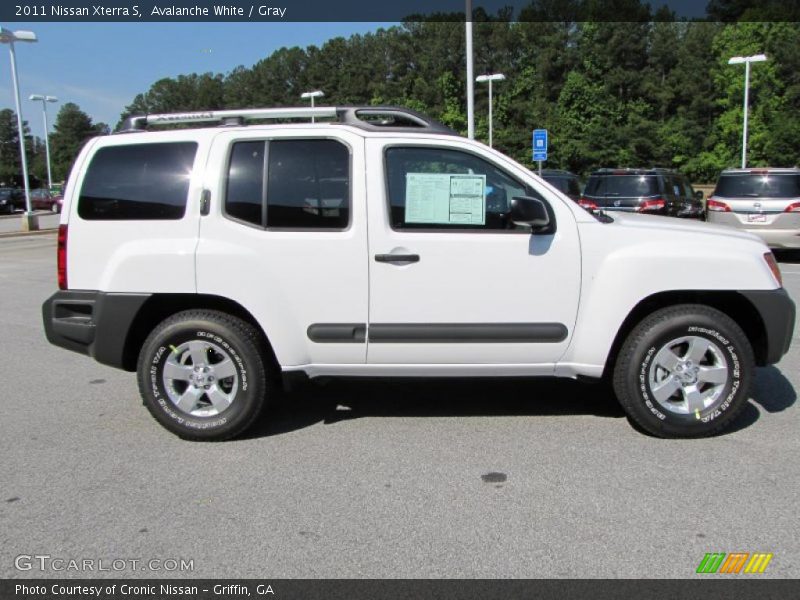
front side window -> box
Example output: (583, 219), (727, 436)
(385, 147), (533, 230)
(78, 142), (198, 220)
(224, 139), (350, 229)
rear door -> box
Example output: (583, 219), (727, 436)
(717, 172), (800, 217)
(196, 129), (368, 369)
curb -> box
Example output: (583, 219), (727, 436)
(0, 228), (58, 239)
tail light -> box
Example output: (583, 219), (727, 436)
(706, 197), (731, 212)
(57, 224), (68, 290)
(637, 198), (665, 212)
(578, 198), (598, 210)
(764, 252), (782, 286)
(784, 202), (800, 213)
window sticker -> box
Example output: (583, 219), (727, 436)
(404, 173), (486, 225)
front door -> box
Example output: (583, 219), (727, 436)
(365, 140), (581, 370)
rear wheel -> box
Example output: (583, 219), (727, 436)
(137, 310), (269, 441)
(613, 305), (754, 438)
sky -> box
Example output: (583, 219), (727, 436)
(0, 2), (708, 140)
(0, 22), (395, 138)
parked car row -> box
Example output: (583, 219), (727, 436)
(540, 166), (800, 249)
(0, 187), (63, 214)
(540, 168), (704, 220)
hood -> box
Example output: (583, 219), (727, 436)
(607, 211), (764, 244)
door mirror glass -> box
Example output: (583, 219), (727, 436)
(510, 196), (551, 230)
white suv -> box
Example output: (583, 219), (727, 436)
(42, 106), (795, 441)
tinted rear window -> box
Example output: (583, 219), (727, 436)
(714, 173), (800, 198)
(585, 175), (659, 197)
(266, 139), (350, 229)
(78, 142), (198, 220)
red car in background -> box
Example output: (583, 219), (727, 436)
(30, 188), (64, 213)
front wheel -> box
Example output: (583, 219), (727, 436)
(613, 305), (754, 438)
(137, 310), (269, 441)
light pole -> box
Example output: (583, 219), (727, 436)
(0, 27), (38, 231)
(728, 53), (767, 169)
(476, 73), (505, 147)
(466, 0), (474, 139)
(29, 94), (58, 190)
(300, 90), (324, 123)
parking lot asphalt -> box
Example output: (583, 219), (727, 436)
(1, 234), (798, 579)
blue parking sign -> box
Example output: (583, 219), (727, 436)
(532, 129), (548, 161)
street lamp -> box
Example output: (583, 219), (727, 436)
(728, 53), (767, 169)
(300, 90), (324, 123)
(476, 73), (505, 148)
(29, 94), (58, 190)
(466, 0), (474, 139)
(0, 27), (38, 231)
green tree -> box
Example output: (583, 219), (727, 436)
(50, 103), (106, 181)
(113, 10), (800, 184)
(0, 108), (35, 186)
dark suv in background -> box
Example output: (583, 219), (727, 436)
(706, 167), (800, 249)
(540, 169), (581, 201)
(580, 168), (704, 219)
(0, 188), (16, 214)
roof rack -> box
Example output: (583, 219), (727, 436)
(116, 105), (459, 136)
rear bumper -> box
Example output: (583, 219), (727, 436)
(42, 290), (150, 370)
(708, 212), (800, 248)
(740, 288), (796, 365)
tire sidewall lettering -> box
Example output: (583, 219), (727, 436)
(638, 324), (741, 425)
(148, 329), (251, 429)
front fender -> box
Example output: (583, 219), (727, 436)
(558, 225), (778, 377)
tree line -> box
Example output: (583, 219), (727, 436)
(118, 15), (799, 182)
(2, 1), (798, 186)
(0, 104), (107, 188)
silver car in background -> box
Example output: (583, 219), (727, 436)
(707, 167), (800, 248)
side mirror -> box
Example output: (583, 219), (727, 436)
(694, 190), (704, 200)
(510, 196), (551, 230)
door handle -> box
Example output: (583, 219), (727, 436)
(200, 189), (211, 216)
(374, 253), (420, 264)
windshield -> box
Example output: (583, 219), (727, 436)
(714, 173), (800, 198)
(584, 175), (659, 197)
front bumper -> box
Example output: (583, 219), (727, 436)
(42, 290), (151, 370)
(740, 288), (796, 365)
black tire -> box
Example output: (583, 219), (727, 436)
(137, 310), (269, 441)
(613, 304), (754, 438)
